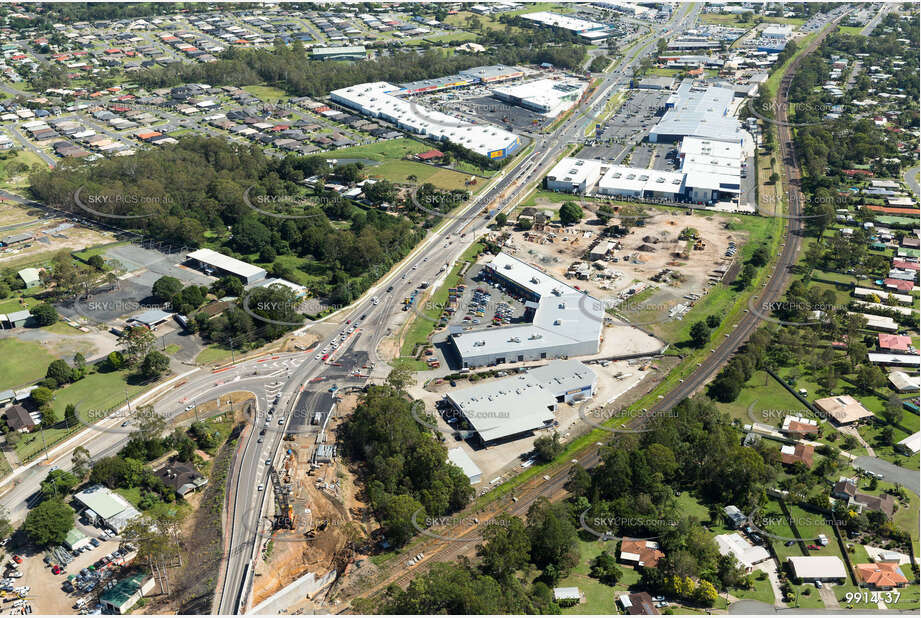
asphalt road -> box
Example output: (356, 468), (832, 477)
(854, 456), (920, 495)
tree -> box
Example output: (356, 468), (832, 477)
(769, 172), (780, 184)
(118, 326), (156, 365)
(387, 365), (416, 392)
(705, 314), (721, 329)
(533, 432), (563, 463)
(379, 494), (425, 547)
(597, 204), (615, 223)
(46, 359), (75, 386)
(40, 469), (79, 498)
(737, 263), (757, 288)
(495, 212), (508, 226)
(210, 276), (243, 298)
(589, 551), (622, 585)
(151, 275), (183, 303)
(476, 514), (530, 581)
(30, 386), (54, 407)
(30, 302), (57, 326)
(881, 394), (904, 426)
(106, 350), (125, 371)
(559, 201), (583, 226)
(689, 321), (710, 348)
(855, 364), (885, 392)
(527, 498), (578, 581)
(71, 445), (92, 478)
(87, 254), (106, 270)
(23, 498), (74, 547)
(139, 350), (170, 380)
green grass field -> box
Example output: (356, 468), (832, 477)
(0, 337), (55, 390)
(242, 85), (288, 102)
(196, 344), (235, 366)
(556, 538), (640, 615)
(14, 369), (150, 461)
(370, 160), (475, 191)
(715, 370), (809, 424)
(324, 138), (429, 161)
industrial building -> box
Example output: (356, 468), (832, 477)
(443, 359), (597, 444)
(520, 11), (613, 40)
(650, 81), (745, 145)
(330, 81), (522, 159)
(449, 252), (604, 368)
(545, 144), (741, 204)
(309, 46), (367, 60)
(447, 447), (482, 484)
(186, 248), (267, 285)
(492, 78), (588, 117)
(74, 485), (141, 533)
(398, 65), (524, 95)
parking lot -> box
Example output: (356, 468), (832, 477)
(578, 88), (672, 162)
(7, 529), (133, 615)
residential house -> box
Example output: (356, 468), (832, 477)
(4, 404), (36, 432)
(724, 505), (746, 529)
(780, 443), (814, 468)
(154, 460), (208, 497)
(855, 562), (908, 590)
(813, 395), (876, 425)
(618, 592), (659, 615)
(620, 538), (664, 568)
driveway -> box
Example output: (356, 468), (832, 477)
(755, 561), (786, 608)
(903, 165), (919, 198)
(853, 456), (920, 495)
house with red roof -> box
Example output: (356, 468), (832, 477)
(884, 278), (914, 292)
(893, 260), (920, 271)
(878, 334), (912, 353)
(416, 149), (445, 161)
(856, 563), (908, 590)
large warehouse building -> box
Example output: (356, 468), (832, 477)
(492, 78), (588, 117)
(330, 81), (522, 159)
(545, 144), (741, 205)
(449, 252), (604, 368)
(521, 11), (613, 41)
(650, 81), (745, 144)
(444, 359), (597, 444)
(186, 248), (267, 285)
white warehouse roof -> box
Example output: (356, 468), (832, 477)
(651, 81), (743, 143)
(330, 81), (519, 157)
(447, 447), (483, 483)
(445, 359), (596, 443)
(787, 556), (847, 580)
(187, 248), (266, 280)
(451, 252), (604, 362)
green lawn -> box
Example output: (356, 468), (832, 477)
(14, 368), (151, 461)
(715, 370), (809, 425)
(196, 344), (235, 366)
(242, 85), (288, 102)
(556, 538), (640, 615)
(324, 138), (429, 162)
(730, 573), (775, 605)
(370, 160), (475, 191)
(0, 337), (55, 390)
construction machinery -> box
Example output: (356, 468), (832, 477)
(270, 450), (298, 530)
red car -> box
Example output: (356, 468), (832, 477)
(322, 354), (329, 361)
(11, 555), (22, 564)
(52, 565), (62, 575)
(807, 544), (820, 550)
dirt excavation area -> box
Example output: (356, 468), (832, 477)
(0, 210), (115, 267)
(251, 394), (376, 609)
(506, 205), (745, 324)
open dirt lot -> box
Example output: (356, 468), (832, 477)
(0, 216), (115, 268)
(504, 207), (746, 326)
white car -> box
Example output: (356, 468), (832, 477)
(257, 484), (264, 491)
(315, 354), (322, 360)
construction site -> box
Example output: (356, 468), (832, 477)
(504, 203), (748, 335)
(250, 393), (375, 611)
